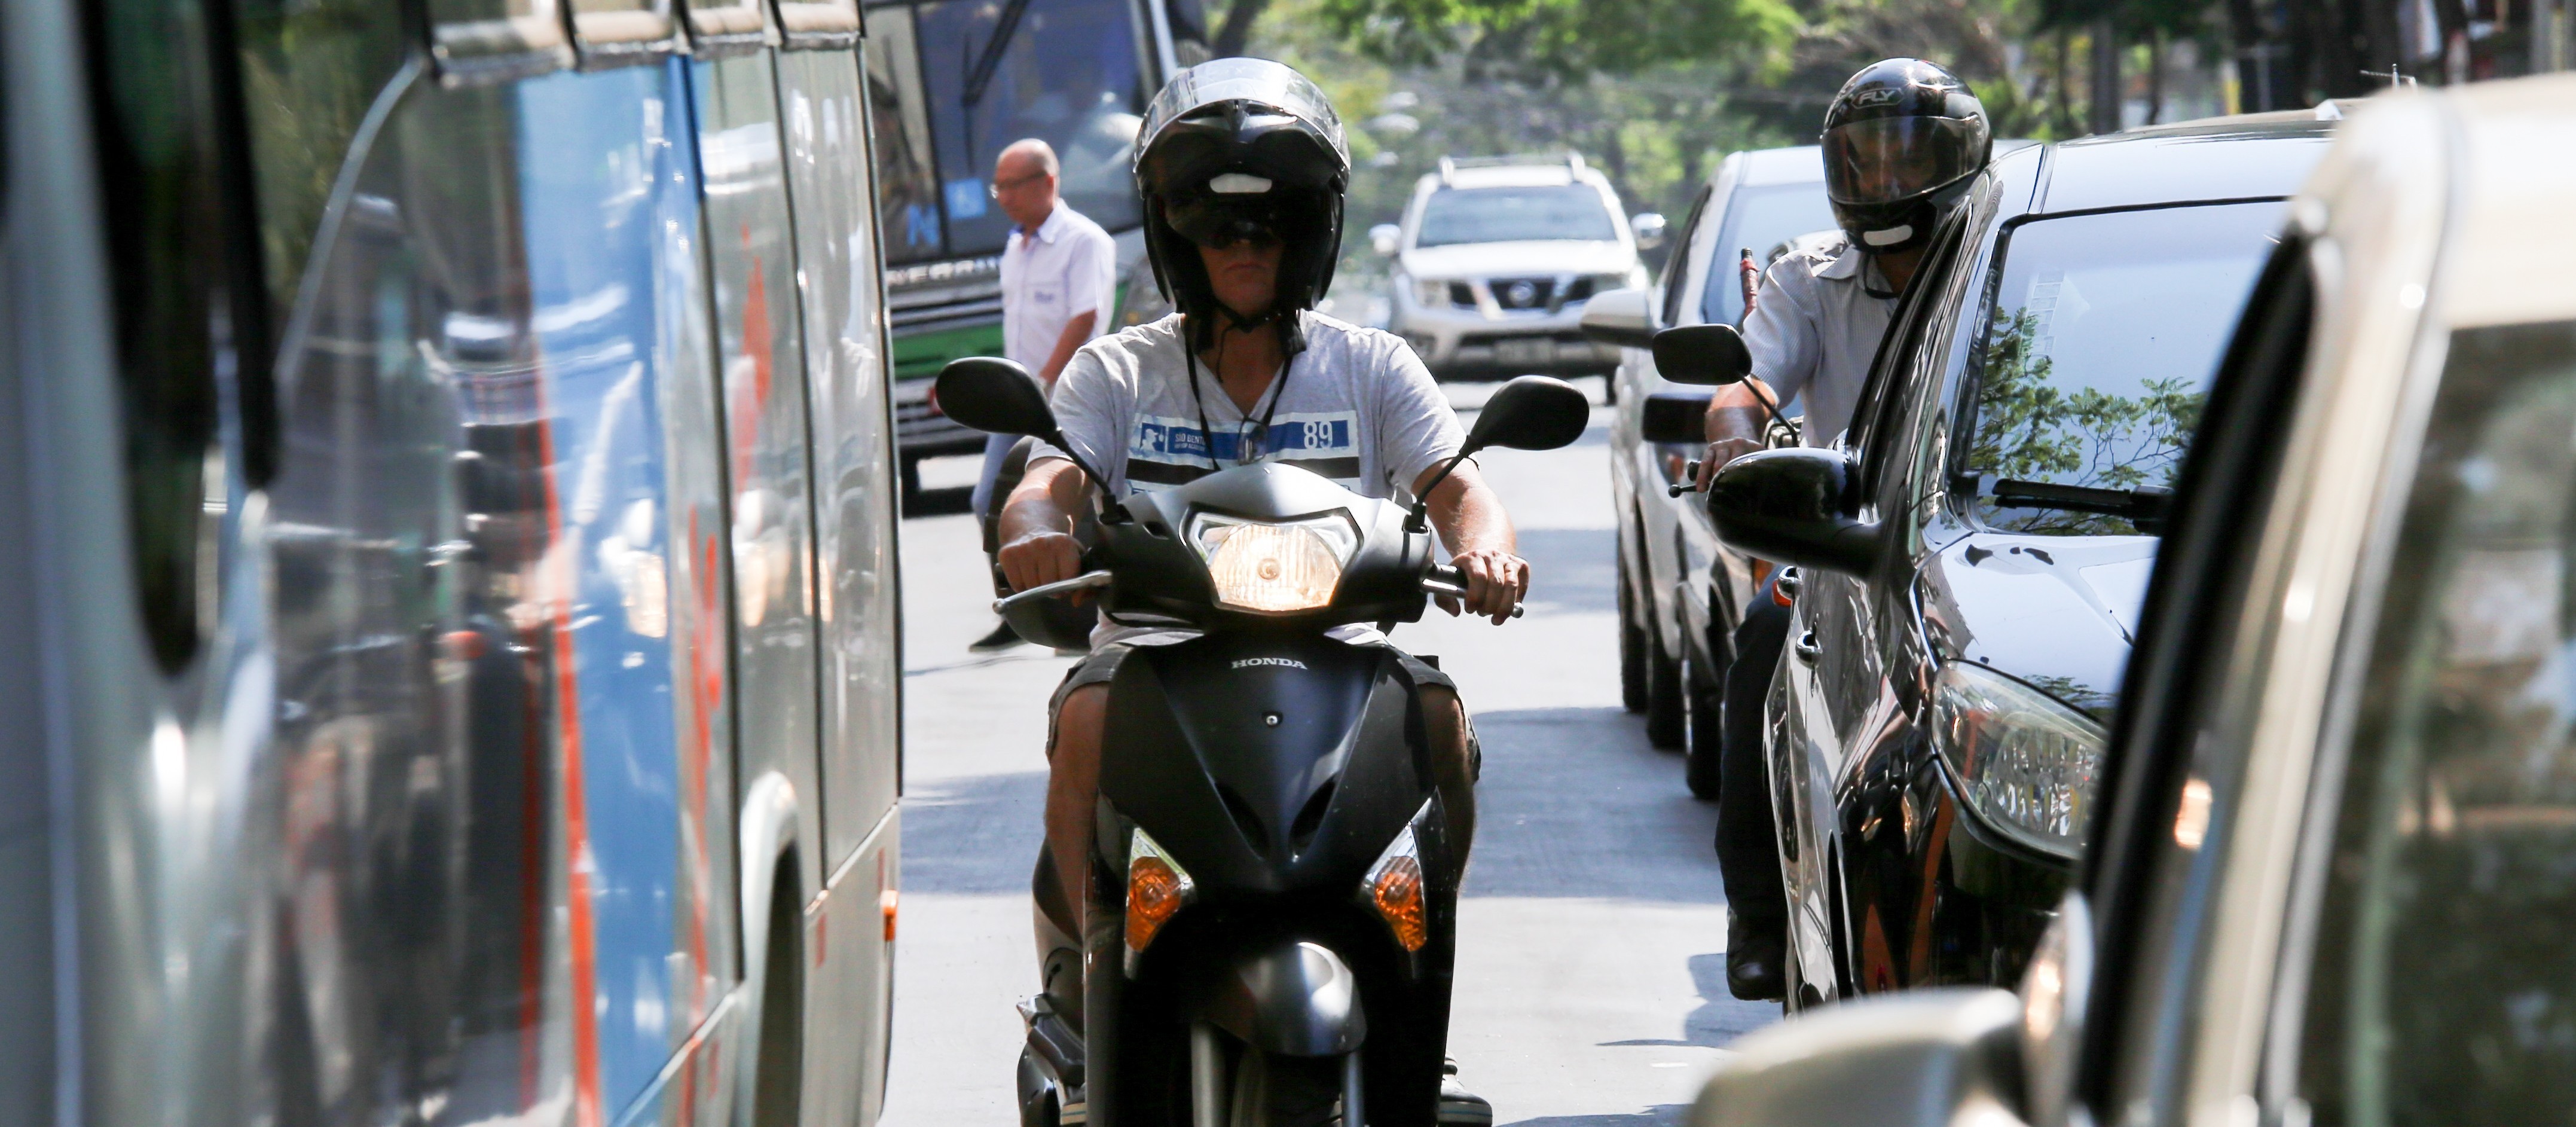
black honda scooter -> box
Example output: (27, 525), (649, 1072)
(935, 358), (1589, 1127)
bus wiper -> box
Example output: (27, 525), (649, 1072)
(962, 0), (1037, 109)
(1955, 474), (2172, 530)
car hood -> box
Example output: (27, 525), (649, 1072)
(1399, 240), (1633, 280)
(1916, 530), (2161, 714)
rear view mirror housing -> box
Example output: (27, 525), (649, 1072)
(1704, 447), (1884, 575)
(1464, 375), (1591, 454)
(1369, 222), (1401, 256)
(1640, 391), (1711, 445)
(936, 356), (1057, 437)
(1685, 989), (2025, 1127)
(1630, 211), (1667, 251)
(1577, 287), (1655, 349)
(1652, 323), (1753, 386)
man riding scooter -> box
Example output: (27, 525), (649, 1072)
(1691, 58), (1993, 1001)
(995, 59), (1529, 1124)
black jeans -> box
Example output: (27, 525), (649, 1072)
(1716, 582), (1790, 930)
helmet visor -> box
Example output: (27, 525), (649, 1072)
(1164, 193), (1286, 249)
(1821, 115), (1987, 206)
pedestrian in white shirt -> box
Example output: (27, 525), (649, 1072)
(970, 138), (1119, 652)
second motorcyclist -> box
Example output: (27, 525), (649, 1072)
(1692, 57), (1993, 1001)
(994, 57), (1524, 1122)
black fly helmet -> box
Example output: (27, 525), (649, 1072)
(1820, 58), (1991, 255)
(1135, 58), (1350, 354)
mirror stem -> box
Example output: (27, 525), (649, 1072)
(1043, 430), (1128, 524)
(1406, 447), (1478, 533)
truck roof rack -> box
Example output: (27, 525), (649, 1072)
(1436, 152), (1587, 187)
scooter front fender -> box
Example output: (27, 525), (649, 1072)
(1191, 939), (1368, 1058)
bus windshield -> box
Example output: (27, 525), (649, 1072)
(870, 0), (1148, 264)
(1415, 185), (1618, 248)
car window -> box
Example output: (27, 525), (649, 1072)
(1698, 182), (1838, 328)
(1414, 185), (1617, 248)
(1954, 201), (2284, 536)
(2288, 320), (2576, 1127)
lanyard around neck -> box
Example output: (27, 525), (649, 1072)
(1185, 343), (1291, 472)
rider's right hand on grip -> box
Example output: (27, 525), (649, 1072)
(1422, 564), (1526, 619)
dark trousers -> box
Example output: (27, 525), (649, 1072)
(1716, 584), (1790, 929)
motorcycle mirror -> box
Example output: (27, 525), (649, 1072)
(1463, 375), (1592, 454)
(1651, 323), (1753, 386)
(935, 356), (1058, 437)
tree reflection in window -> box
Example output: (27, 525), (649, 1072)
(1966, 306), (2205, 537)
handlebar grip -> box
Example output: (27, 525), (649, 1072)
(1668, 460), (1703, 497)
(1421, 564), (1526, 618)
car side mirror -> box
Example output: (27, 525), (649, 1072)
(1370, 222), (1401, 256)
(1640, 391), (1711, 445)
(1464, 375), (1591, 454)
(1577, 286), (1655, 349)
(1651, 323), (1752, 386)
(2019, 892), (2095, 1127)
(936, 356), (1057, 437)
(1704, 448), (1883, 575)
(1630, 211), (1667, 251)
(1685, 989), (2025, 1127)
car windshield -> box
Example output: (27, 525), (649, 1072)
(1957, 201), (2284, 536)
(1700, 182), (1839, 327)
(880, 0), (1148, 261)
(1414, 185), (1618, 248)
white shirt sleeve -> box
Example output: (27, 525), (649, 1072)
(1027, 343), (1130, 493)
(1368, 332), (1465, 497)
(1062, 225), (1116, 326)
(1743, 256), (1822, 407)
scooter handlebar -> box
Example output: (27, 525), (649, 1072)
(1421, 564), (1525, 619)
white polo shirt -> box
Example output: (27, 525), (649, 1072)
(1743, 232), (1902, 448)
(1001, 202), (1119, 375)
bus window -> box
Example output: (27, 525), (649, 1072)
(912, 0), (1148, 255)
(864, 6), (946, 264)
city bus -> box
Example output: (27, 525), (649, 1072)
(0, 0), (902, 1122)
(860, 0), (1211, 496)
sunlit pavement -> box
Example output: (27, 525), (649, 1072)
(882, 382), (1779, 1126)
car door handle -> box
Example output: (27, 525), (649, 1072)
(1793, 629), (1820, 664)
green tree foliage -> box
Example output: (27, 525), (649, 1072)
(1964, 307), (2204, 535)
(1307, 0), (1801, 78)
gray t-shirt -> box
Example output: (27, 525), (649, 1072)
(1032, 312), (1462, 503)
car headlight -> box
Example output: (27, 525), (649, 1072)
(1929, 662), (2107, 860)
(1188, 511), (1360, 613)
(1413, 276), (1449, 307)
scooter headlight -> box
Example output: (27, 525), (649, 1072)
(1124, 828), (1195, 971)
(1358, 807), (1431, 952)
(1187, 511), (1361, 613)
(1929, 662), (2107, 861)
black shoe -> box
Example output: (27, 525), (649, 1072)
(1432, 1058), (1492, 1125)
(1726, 913), (1787, 1001)
(970, 622), (1026, 653)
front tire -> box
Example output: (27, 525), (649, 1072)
(1617, 543), (1651, 713)
(1682, 652), (1724, 801)
(1644, 625), (1685, 750)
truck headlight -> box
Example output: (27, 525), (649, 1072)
(1414, 276), (1449, 307)
(1930, 662), (2106, 860)
(1188, 511), (1359, 613)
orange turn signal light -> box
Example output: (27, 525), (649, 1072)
(1126, 854), (1187, 951)
(1370, 856), (1428, 952)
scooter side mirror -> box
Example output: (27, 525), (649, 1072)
(1463, 375), (1591, 454)
(936, 356), (1058, 437)
(1652, 323), (1753, 386)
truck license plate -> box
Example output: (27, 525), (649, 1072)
(1496, 338), (1550, 365)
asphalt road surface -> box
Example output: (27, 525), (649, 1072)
(882, 384), (1779, 1126)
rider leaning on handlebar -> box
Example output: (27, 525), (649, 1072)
(1687, 58), (1993, 1003)
(995, 59), (1520, 1119)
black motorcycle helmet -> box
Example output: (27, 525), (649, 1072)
(1134, 58), (1350, 355)
(1820, 58), (1991, 255)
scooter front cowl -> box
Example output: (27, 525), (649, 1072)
(1099, 633), (1437, 894)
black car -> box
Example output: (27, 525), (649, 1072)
(1689, 76), (2576, 1127)
(1710, 113), (2333, 1008)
